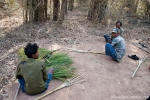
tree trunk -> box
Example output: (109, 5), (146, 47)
(49, 0), (52, 19)
(53, 0), (59, 20)
(87, 0), (108, 22)
(44, 0), (47, 19)
(38, 1), (43, 22)
(123, 0), (139, 16)
(143, 0), (150, 20)
(122, 0), (140, 24)
(87, 0), (95, 20)
(23, 0), (47, 22)
(60, 0), (65, 20)
(25, 0), (29, 22)
(68, 0), (74, 11)
(78, 0), (86, 4)
(64, 0), (67, 14)
(33, 0), (38, 22)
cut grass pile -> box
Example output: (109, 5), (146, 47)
(17, 48), (75, 81)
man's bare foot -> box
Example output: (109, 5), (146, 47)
(106, 56), (114, 61)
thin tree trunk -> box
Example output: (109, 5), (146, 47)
(24, 0), (48, 22)
(87, 1), (95, 20)
(143, 0), (150, 20)
(78, 0), (81, 4)
(78, 0), (86, 4)
(44, 0), (47, 19)
(53, 0), (59, 20)
(25, 0), (29, 22)
(33, 0), (39, 22)
(60, 0), (65, 20)
(29, 0), (33, 22)
(87, 0), (108, 22)
(39, 1), (44, 22)
(68, 0), (74, 11)
(97, 0), (108, 22)
(49, 0), (52, 19)
(64, 0), (67, 14)
(123, 0), (139, 17)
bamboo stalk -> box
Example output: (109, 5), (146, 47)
(62, 47), (105, 54)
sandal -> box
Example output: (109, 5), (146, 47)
(128, 55), (139, 60)
(146, 96), (150, 100)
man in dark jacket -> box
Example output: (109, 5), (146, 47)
(16, 43), (53, 95)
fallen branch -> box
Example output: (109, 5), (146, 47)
(62, 47), (105, 54)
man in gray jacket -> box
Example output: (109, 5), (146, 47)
(105, 28), (126, 62)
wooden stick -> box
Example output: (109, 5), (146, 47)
(62, 47), (105, 54)
(14, 85), (20, 100)
(36, 84), (66, 100)
(132, 56), (148, 78)
(36, 74), (85, 100)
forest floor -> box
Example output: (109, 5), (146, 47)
(1, 4), (150, 100)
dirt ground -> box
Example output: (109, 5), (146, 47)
(1, 4), (150, 100)
(4, 36), (150, 100)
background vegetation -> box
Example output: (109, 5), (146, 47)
(0, 0), (149, 24)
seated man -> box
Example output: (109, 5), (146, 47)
(105, 28), (126, 62)
(104, 21), (124, 43)
(16, 43), (54, 95)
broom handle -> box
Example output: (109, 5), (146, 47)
(36, 84), (66, 100)
(14, 85), (20, 100)
(132, 56), (148, 78)
(132, 62), (142, 78)
(36, 80), (86, 100)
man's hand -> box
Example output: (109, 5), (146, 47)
(108, 39), (111, 43)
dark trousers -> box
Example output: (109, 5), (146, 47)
(18, 74), (52, 94)
(105, 43), (117, 61)
(104, 34), (110, 42)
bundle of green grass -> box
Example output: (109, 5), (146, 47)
(17, 48), (75, 81)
